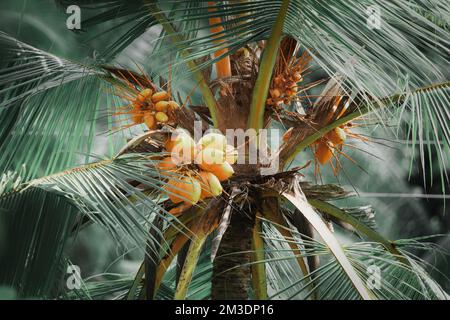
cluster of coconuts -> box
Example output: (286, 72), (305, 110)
(159, 130), (238, 205)
(130, 88), (180, 129)
(266, 67), (303, 107)
(314, 126), (347, 164)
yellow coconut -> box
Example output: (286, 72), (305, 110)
(195, 148), (226, 171)
(326, 127), (346, 145)
(207, 162), (234, 182)
(315, 141), (333, 165)
(197, 132), (228, 152)
(165, 176), (201, 205)
(151, 91), (169, 103)
(137, 88), (153, 102)
(154, 101), (169, 112)
(165, 130), (196, 163)
(198, 171), (223, 199)
(155, 111), (169, 123)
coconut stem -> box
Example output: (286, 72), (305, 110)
(211, 203), (256, 299)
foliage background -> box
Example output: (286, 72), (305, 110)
(0, 0), (448, 298)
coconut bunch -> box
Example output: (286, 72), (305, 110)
(127, 88), (180, 130)
(266, 51), (311, 109)
(159, 130), (238, 208)
(314, 126), (348, 165)
(312, 95), (367, 171)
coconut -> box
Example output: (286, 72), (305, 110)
(195, 148), (226, 171)
(167, 101), (180, 110)
(198, 171), (223, 199)
(225, 144), (238, 164)
(207, 162), (234, 181)
(315, 142), (333, 165)
(157, 156), (178, 175)
(197, 132), (228, 152)
(326, 127), (346, 145)
(155, 101), (169, 112)
(137, 88), (153, 102)
(155, 111), (169, 123)
(166, 130), (196, 163)
(165, 176), (201, 205)
(144, 113), (156, 130)
(270, 88), (281, 99)
(151, 91), (169, 103)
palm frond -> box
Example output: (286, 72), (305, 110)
(262, 221), (448, 300)
(0, 186), (78, 298)
(395, 82), (450, 188)
(0, 32), (116, 181)
(25, 154), (174, 250)
(64, 1), (448, 87)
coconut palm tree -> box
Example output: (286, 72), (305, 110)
(0, 0), (449, 300)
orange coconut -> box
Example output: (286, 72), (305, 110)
(154, 101), (169, 112)
(225, 144), (238, 164)
(165, 176), (201, 205)
(144, 113), (156, 130)
(137, 88), (153, 102)
(315, 141), (333, 165)
(157, 156), (178, 176)
(326, 127), (346, 145)
(195, 148), (226, 171)
(168, 101), (180, 110)
(151, 91), (169, 103)
(131, 111), (143, 124)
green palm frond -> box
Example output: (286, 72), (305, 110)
(262, 221), (447, 300)
(396, 82), (450, 188)
(23, 154), (175, 249)
(0, 32), (112, 181)
(66, 237), (214, 300)
(0, 186), (78, 298)
(0, 153), (185, 298)
(63, 1), (448, 87)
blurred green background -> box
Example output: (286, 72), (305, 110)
(0, 0), (448, 297)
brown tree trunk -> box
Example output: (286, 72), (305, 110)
(211, 205), (256, 299)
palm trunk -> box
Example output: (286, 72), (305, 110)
(211, 205), (255, 299)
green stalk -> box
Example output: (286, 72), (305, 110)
(145, 1), (219, 127)
(174, 234), (207, 300)
(126, 261), (145, 300)
(247, 0), (291, 131)
(251, 216), (268, 299)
